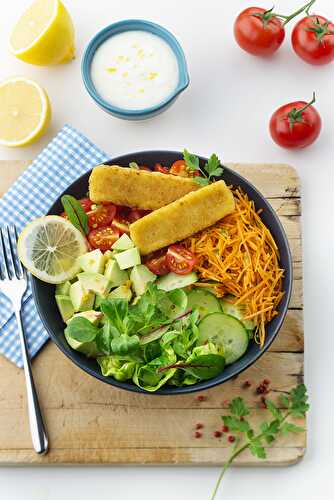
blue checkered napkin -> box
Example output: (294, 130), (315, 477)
(0, 125), (109, 367)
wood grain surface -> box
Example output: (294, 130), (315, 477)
(0, 161), (304, 466)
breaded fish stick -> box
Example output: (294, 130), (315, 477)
(130, 180), (235, 255)
(89, 165), (200, 210)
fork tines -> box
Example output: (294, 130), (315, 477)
(0, 226), (26, 281)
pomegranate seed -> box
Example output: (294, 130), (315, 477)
(223, 399), (230, 406)
(214, 431), (222, 438)
(194, 431), (202, 439)
(228, 435), (236, 443)
(260, 396), (267, 408)
(240, 416), (245, 421)
(197, 395), (206, 402)
(263, 379), (270, 386)
(256, 384), (268, 395)
(195, 423), (204, 430)
(222, 425), (229, 433)
(242, 380), (252, 389)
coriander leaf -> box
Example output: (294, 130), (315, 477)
(249, 439), (266, 459)
(229, 397), (250, 417)
(280, 394), (290, 408)
(111, 334), (140, 356)
(281, 422), (305, 436)
(210, 167), (224, 177)
(65, 317), (99, 343)
(289, 384), (309, 416)
(265, 399), (283, 421)
(193, 176), (210, 186)
(183, 149), (200, 172)
(222, 415), (251, 433)
(264, 434), (275, 444)
(61, 195), (89, 235)
(204, 153), (221, 175)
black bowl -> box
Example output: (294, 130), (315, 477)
(32, 151), (292, 395)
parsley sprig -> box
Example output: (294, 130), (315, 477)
(211, 384), (309, 500)
(183, 149), (224, 186)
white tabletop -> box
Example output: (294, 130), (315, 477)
(0, 0), (333, 498)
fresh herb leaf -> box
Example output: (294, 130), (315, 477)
(100, 298), (130, 335)
(211, 384), (310, 500)
(111, 334), (140, 356)
(183, 149), (200, 172)
(182, 149), (224, 186)
(65, 317), (99, 343)
(129, 162), (139, 169)
(193, 176), (210, 187)
(61, 195), (89, 235)
(205, 153), (222, 175)
(229, 397), (250, 417)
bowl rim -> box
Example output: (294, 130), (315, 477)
(81, 19), (190, 118)
(32, 150), (293, 395)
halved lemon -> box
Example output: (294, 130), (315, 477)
(0, 77), (51, 148)
(18, 216), (88, 284)
(10, 0), (75, 66)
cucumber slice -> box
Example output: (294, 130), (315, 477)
(220, 297), (255, 331)
(187, 289), (221, 319)
(198, 312), (249, 365)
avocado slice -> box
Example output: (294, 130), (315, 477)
(112, 233), (134, 251)
(69, 280), (95, 312)
(78, 249), (106, 274)
(78, 272), (111, 296)
(108, 283), (132, 301)
(66, 310), (103, 326)
(64, 330), (100, 358)
(130, 264), (156, 296)
(56, 295), (75, 322)
(157, 272), (198, 292)
(114, 247), (141, 270)
(104, 259), (129, 287)
(56, 281), (71, 296)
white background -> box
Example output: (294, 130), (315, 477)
(0, 0), (333, 498)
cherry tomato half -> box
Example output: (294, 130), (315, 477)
(112, 217), (130, 235)
(88, 226), (120, 252)
(234, 7), (285, 56)
(166, 245), (197, 275)
(146, 252), (170, 276)
(269, 93), (321, 149)
(170, 160), (200, 178)
(292, 15), (334, 65)
(154, 163), (169, 174)
(88, 204), (117, 229)
(79, 198), (93, 212)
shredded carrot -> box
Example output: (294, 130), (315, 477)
(184, 187), (284, 347)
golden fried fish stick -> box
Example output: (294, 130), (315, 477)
(89, 165), (200, 210)
(130, 180), (235, 255)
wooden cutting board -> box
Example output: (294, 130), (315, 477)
(0, 161), (304, 466)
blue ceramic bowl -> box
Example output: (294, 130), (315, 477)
(32, 151), (293, 396)
(81, 20), (190, 120)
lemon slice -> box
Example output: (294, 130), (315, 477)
(10, 0), (75, 66)
(0, 77), (51, 148)
(18, 216), (88, 284)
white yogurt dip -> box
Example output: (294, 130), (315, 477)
(91, 30), (179, 110)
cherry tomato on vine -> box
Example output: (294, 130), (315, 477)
(234, 7), (285, 56)
(166, 245), (197, 275)
(88, 204), (116, 229)
(269, 92), (321, 149)
(292, 14), (334, 65)
(88, 226), (120, 252)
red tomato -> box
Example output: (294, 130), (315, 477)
(166, 245), (197, 275)
(170, 160), (200, 178)
(234, 7), (285, 56)
(269, 93), (321, 149)
(88, 204), (116, 229)
(146, 252), (170, 276)
(127, 208), (150, 223)
(112, 217), (130, 235)
(88, 227), (120, 252)
(139, 165), (151, 171)
(292, 15), (334, 65)
(154, 163), (169, 174)
(79, 198), (93, 212)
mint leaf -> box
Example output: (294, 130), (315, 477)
(65, 317), (99, 343)
(61, 195), (89, 235)
(183, 149), (200, 171)
(229, 397), (250, 417)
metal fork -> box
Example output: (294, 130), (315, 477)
(0, 226), (48, 455)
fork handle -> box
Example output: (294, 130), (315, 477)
(15, 309), (49, 455)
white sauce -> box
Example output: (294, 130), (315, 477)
(91, 30), (179, 110)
